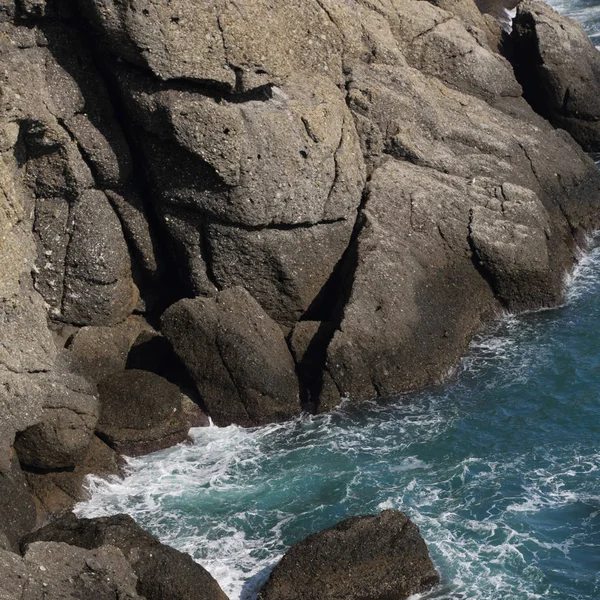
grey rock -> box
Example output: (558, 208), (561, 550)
(22, 513), (229, 600)
(66, 316), (153, 383)
(257, 510), (439, 600)
(96, 369), (190, 456)
(0, 456), (37, 553)
(161, 287), (301, 426)
(79, 0), (344, 88)
(24, 435), (120, 520)
(61, 189), (138, 326)
(0, 541), (143, 599)
(14, 372), (99, 470)
(207, 220), (354, 328)
(511, 0), (600, 150)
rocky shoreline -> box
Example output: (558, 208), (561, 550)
(2, 0), (600, 597)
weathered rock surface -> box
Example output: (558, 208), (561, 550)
(24, 435), (120, 520)
(1, 0), (600, 471)
(13, 372), (99, 471)
(22, 512), (229, 600)
(66, 316), (153, 383)
(0, 541), (142, 599)
(162, 287), (301, 426)
(257, 510), (439, 600)
(0, 456), (37, 552)
(96, 369), (190, 456)
(511, 0), (600, 151)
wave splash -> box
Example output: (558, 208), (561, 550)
(77, 232), (600, 600)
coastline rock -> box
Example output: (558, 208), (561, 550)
(0, 456), (37, 553)
(0, 541), (142, 599)
(511, 0), (600, 151)
(14, 373), (99, 471)
(66, 316), (153, 383)
(162, 287), (301, 426)
(96, 369), (190, 456)
(24, 436), (120, 521)
(257, 510), (439, 600)
(22, 512), (229, 600)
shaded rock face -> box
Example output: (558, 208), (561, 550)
(257, 509), (440, 600)
(511, 0), (600, 151)
(24, 435), (120, 521)
(0, 456), (37, 552)
(22, 512), (229, 600)
(96, 369), (190, 456)
(162, 287), (301, 426)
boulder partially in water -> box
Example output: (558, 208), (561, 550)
(21, 512), (228, 600)
(257, 509), (440, 600)
(162, 287), (301, 427)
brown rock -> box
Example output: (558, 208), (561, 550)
(96, 369), (190, 456)
(257, 510), (439, 600)
(161, 287), (301, 426)
(511, 0), (600, 151)
(22, 513), (229, 600)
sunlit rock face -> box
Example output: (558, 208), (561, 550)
(0, 0), (599, 463)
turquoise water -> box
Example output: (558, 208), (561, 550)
(77, 234), (600, 599)
(77, 5), (600, 600)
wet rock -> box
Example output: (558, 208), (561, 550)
(96, 369), (190, 456)
(257, 510), (440, 600)
(511, 0), (600, 150)
(161, 287), (301, 426)
(22, 512), (229, 600)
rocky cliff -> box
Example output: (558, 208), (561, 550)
(1, 0), (600, 576)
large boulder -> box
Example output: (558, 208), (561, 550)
(257, 510), (440, 600)
(96, 369), (190, 456)
(0, 542), (143, 599)
(22, 513), (229, 600)
(14, 372), (99, 471)
(511, 0), (600, 151)
(162, 287), (301, 426)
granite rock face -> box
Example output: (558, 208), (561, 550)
(162, 287), (301, 426)
(0, 0), (600, 466)
(511, 0), (600, 150)
(257, 510), (440, 600)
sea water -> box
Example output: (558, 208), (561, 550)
(77, 4), (600, 599)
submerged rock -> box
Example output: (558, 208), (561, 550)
(257, 509), (440, 600)
(22, 512), (228, 600)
